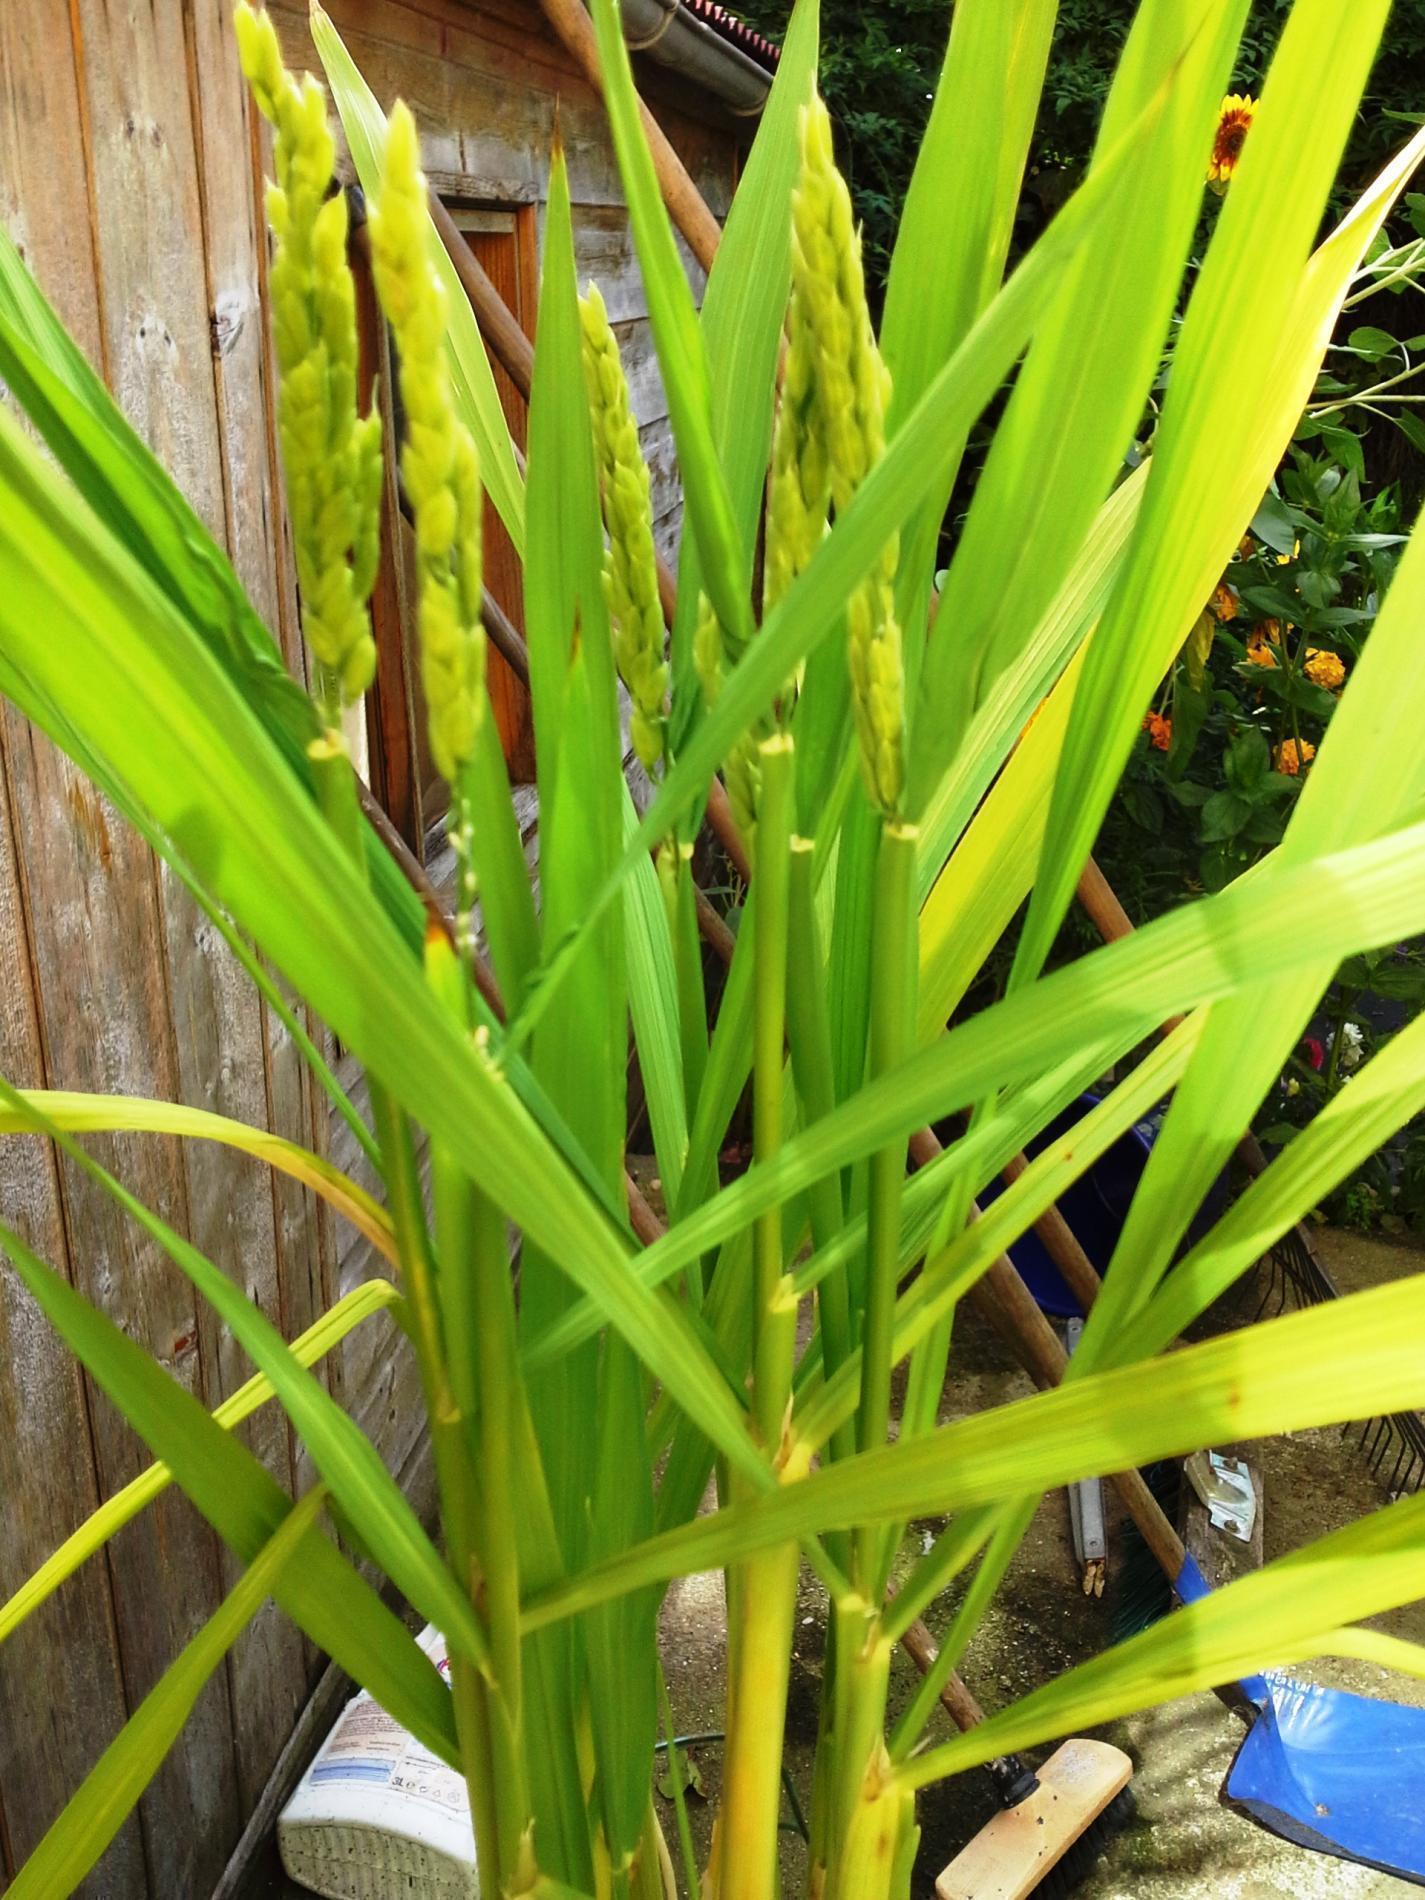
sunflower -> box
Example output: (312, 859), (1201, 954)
(1274, 737), (1315, 776)
(1304, 646), (1346, 690)
(1142, 710), (1172, 752)
(1208, 94), (1256, 189)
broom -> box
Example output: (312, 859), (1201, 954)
(899, 1618), (1134, 1900)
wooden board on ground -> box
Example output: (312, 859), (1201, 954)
(935, 1739), (1133, 1900)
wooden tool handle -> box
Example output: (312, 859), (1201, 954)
(533, 0), (724, 274)
(898, 1617), (987, 1732)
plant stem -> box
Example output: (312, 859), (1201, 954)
(310, 733), (502, 1864)
(670, 839), (710, 1127)
(855, 820), (919, 1595)
(786, 839), (852, 1452)
(750, 734), (797, 1448)
(720, 734), (801, 1900)
(657, 1663), (700, 1899)
(720, 1542), (801, 1900)
(821, 1605), (897, 1900)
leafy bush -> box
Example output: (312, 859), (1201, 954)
(3, 3), (1425, 1897)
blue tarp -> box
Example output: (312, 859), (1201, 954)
(1178, 1554), (1425, 1885)
(1226, 1674), (1425, 1887)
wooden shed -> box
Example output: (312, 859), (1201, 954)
(0, 4), (771, 1893)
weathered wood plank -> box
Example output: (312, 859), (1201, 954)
(0, 719), (239, 1898)
(0, 722), (145, 1899)
(0, 7), (147, 1890)
(610, 316), (670, 434)
(60, 0), (274, 1885)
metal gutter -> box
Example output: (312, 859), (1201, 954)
(618, 0), (777, 116)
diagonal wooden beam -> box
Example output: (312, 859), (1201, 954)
(532, 0), (723, 274)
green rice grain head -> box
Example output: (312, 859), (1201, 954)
(790, 94), (905, 815)
(580, 283), (669, 777)
(236, 3), (381, 717)
(368, 102), (487, 789)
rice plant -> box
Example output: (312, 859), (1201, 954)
(2, 0), (1425, 1895)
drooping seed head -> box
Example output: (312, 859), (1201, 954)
(579, 283), (669, 776)
(785, 92), (905, 814)
(370, 101), (487, 792)
(238, 3), (380, 714)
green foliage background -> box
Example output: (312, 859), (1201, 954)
(736, 0), (1425, 294)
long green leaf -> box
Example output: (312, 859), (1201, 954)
(0, 231), (420, 968)
(0, 1089), (390, 1258)
(527, 1272), (1425, 1622)
(0, 1075), (493, 1671)
(507, 103), (1165, 1058)
(1020, 3), (1417, 976)
(0, 1218), (457, 1761)
(1082, 447), (1425, 1357)
(669, 0), (820, 747)
(532, 814), (1425, 1316)
(899, 1489), (1425, 1789)
(587, 0), (753, 662)
(1119, 1008), (1425, 1366)
(908, 0), (1248, 809)
(0, 1279), (400, 1644)
(882, 0), (1057, 699)
(7, 1487), (329, 1900)
(0, 406), (762, 1484)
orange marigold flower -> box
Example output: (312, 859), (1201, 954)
(1236, 533), (1256, 560)
(1304, 646), (1346, 690)
(1257, 618), (1284, 644)
(1210, 581), (1240, 622)
(1208, 94), (1256, 188)
(1142, 711), (1172, 752)
(1244, 638), (1278, 668)
(1274, 737), (1315, 776)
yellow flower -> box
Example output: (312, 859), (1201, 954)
(1276, 538), (1301, 567)
(1274, 737), (1315, 776)
(1208, 94), (1256, 188)
(1244, 638), (1277, 669)
(1142, 711), (1172, 752)
(1209, 581), (1239, 622)
(1304, 647), (1346, 691)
